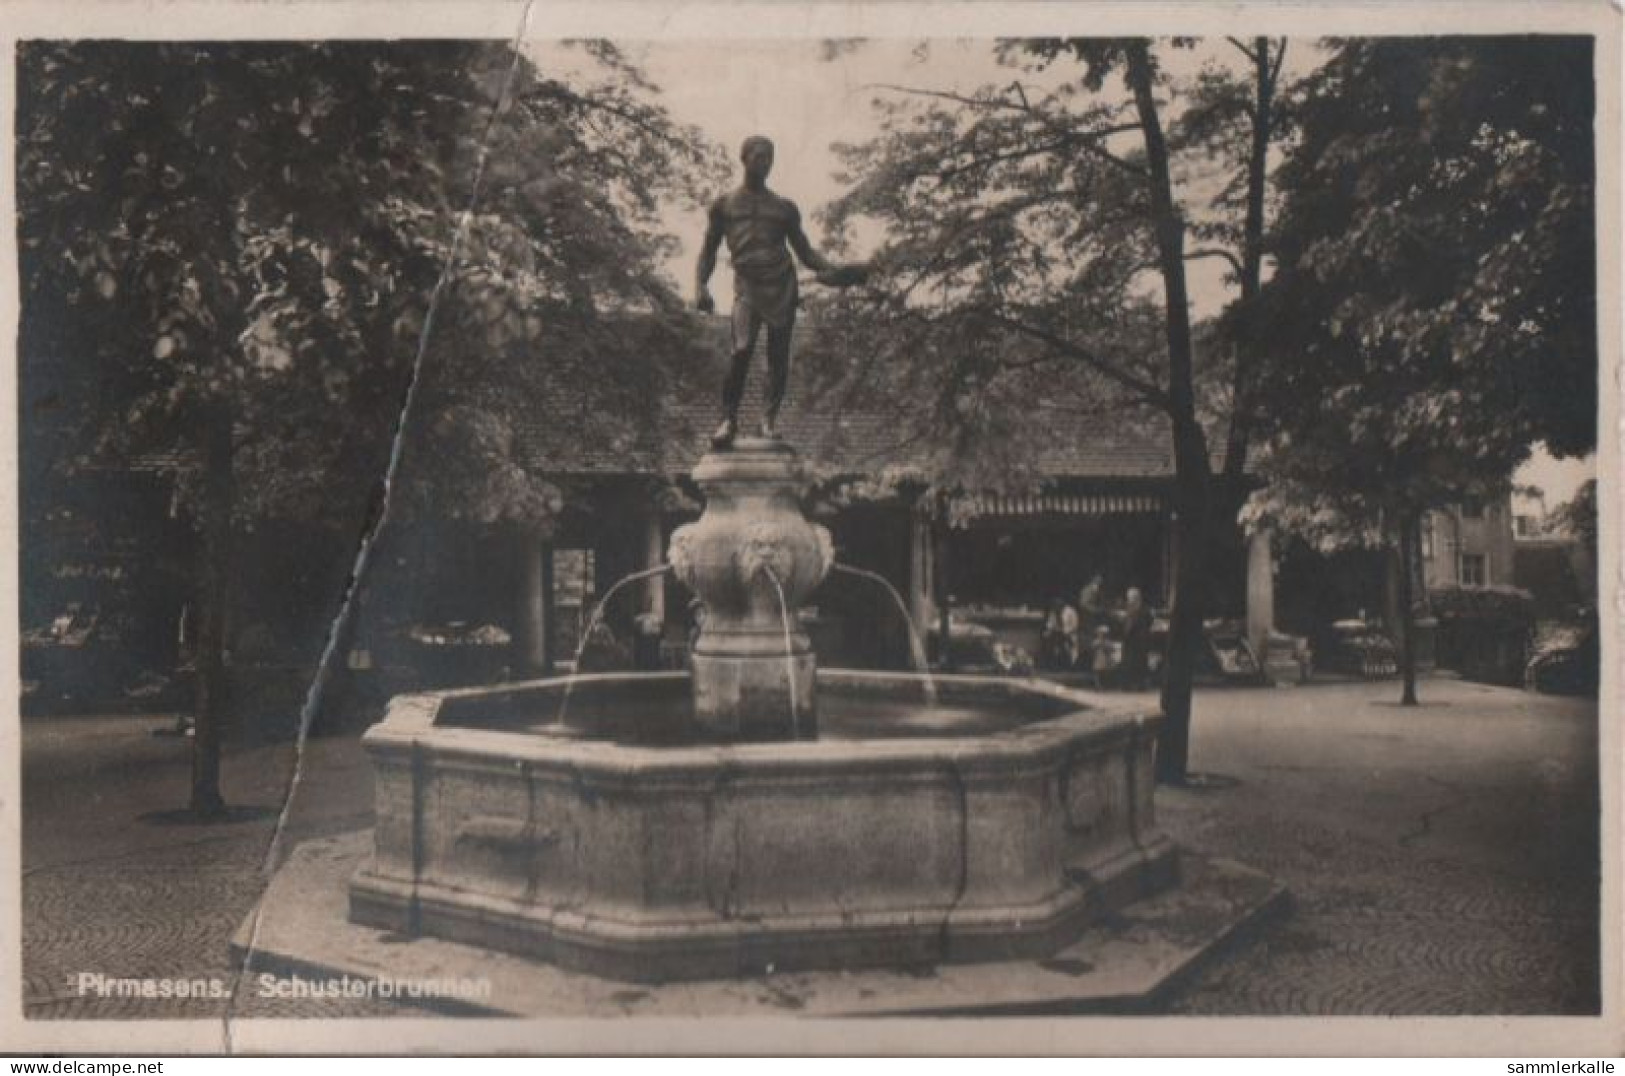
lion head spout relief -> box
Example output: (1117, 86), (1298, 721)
(667, 524), (699, 591)
(736, 521), (795, 586)
(812, 524), (835, 585)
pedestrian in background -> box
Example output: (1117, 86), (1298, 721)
(1090, 625), (1115, 689)
(1119, 586), (1153, 690)
(1059, 600), (1082, 669)
(1040, 600), (1069, 670)
(1078, 574), (1107, 633)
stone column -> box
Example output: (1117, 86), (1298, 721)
(934, 512), (954, 671)
(908, 509), (934, 630)
(1162, 508), (1179, 608)
(1245, 528), (1274, 659)
(643, 509), (666, 623)
(513, 530), (552, 677)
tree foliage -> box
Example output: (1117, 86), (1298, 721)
(1552, 478), (1598, 562)
(1242, 35), (1595, 542)
(22, 43), (477, 516)
(810, 47), (1161, 489)
(17, 40), (724, 808)
(19, 40), (725, 528)
(1240, 36), (1595, 486)
(1238, 36), (1595, 704)
(807, 38), (1290, 488)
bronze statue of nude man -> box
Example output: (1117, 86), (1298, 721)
(695, 135), (866, 448)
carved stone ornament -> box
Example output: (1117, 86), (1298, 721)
(668, 524), (699, 590)
(736, 520), (795, 587)
(812, 523), (835, 585)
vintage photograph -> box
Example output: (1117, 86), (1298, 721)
(7, 4), (1617, 1054)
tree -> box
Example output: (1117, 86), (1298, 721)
(1237, 37), (1596, 705)
(812, 38), (1288, 783)
(1173, 37), (1292, 480)
(1552, 478), (1598, 566)
(17, 41), (722, 813)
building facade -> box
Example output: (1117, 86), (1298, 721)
(1421, 498), (1518, 589)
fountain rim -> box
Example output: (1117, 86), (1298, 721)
(361, 669), (1163, 775)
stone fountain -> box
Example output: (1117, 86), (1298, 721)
(346, 438), (1180, 983)
(238, 135), (1283, 1011)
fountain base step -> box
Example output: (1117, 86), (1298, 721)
(235, 829), (1287, 1016)
(349, 839), (1177, 984)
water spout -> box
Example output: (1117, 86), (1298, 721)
(553, 562), (673, 729)
(762, 566), (800, 740)
(830, 563), (938, 708)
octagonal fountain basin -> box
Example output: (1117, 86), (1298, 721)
(349, 670), (1178, 984)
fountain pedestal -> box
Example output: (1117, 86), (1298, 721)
(669, 438), (831, 742)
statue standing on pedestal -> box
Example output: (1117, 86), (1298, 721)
(695, 135), (867, 448)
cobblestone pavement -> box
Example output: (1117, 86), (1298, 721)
(1158, 678), (1600, 1015)
(21, 715), (398, 1022)
(19, 676), (1603, 1026)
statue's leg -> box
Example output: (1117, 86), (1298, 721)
(714, 307), (761, 447)
(762, 321), (792, 438)
(720, 347), (751, 418)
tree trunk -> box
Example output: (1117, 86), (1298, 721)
(1223, 37), (1277, 483)
(1159, 421), (1213, 783)
(190, 400), (232, 816)
(1127, 41), (1212, 785)
(1396, 512), (1421, 706)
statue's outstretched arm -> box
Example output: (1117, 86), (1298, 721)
(789, 202), (868, 288)
(786, 203), (836, 275)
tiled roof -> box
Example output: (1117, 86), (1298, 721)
(514, 369), (670, 475)
(515, 316), (1189, 483)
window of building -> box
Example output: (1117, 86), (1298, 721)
(1514, 514), (1538, 538)
(1421, 516), (1434, 559)
(1459, 552), (1486, 587)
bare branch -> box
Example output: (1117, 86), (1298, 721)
(979, 309), (1171, 409)
(866, 82), (1149, 178)
(1083, 147), (1146, 178)
(845, 423), (938, 471)
(523, 82), (694, 160)
(930, 135), (1074, 182)
(866, 82), (1035, 115)
(1267, 39), (1289, 92)
(1226, 37), (1261, 65)
(1186, 247), (1244, 274)
(883, 184), (1084, 306)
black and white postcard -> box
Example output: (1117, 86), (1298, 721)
(2, 0), (1619, 1057)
